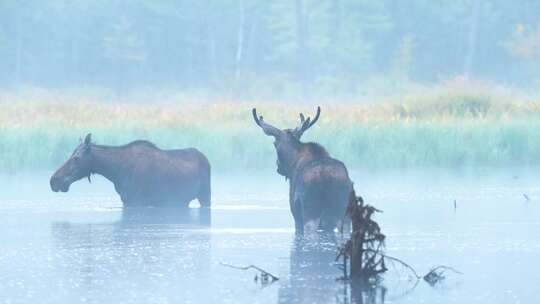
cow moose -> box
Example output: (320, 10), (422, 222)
(50, 134), (211, 207)
(252, 107), (352, 234)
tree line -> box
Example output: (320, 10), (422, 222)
(1, 0), (539, 97)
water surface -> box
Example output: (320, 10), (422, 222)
(1, 168), (539, 303)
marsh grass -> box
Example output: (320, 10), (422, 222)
(1, 84), (540, 173)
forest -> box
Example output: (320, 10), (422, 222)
(1, 0), (540, 98)
(1, 1), (540, 172)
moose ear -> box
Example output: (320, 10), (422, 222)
(84, 133), (92, 146)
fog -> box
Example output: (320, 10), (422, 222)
(2, 2), (540, 304)
(2, 170), (540, 303)
(1, 1), (539, 98)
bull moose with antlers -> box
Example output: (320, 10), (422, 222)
(252, 107), (353, 234)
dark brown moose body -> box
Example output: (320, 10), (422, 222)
(252, 107), (352, 234)
(50, 134), (211, 207)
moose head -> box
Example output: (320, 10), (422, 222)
(50, 133), (93, 192)
(252, 106), (321, 178)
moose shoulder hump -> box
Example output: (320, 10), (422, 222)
(121, 140), (159, 149)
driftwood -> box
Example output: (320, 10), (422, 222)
(220, 262), (279, 287)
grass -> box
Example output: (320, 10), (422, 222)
(1, 82), (540, 173)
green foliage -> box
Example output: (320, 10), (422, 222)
(2, 118), (539, 173)
(3, 0), (539, 93)
(1, 86), (540, 173)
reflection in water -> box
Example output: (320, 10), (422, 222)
(278, 236), (342, 304)
(278, 235), (388, 304)
(120, 206), (211, 226)
(348, 278), (387, 304)
(50, 207), (211, 303)
(3, 171), (540, 303)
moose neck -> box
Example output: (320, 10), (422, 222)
(291, 142), (330, 174)
(89, 144), (128, 184)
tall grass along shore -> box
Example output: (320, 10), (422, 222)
(1, 84), (540, 173)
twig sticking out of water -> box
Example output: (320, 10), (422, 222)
(523, 193), (530, 201)
(453, 200), (457, 212)
(220, 263), (279, 286)
(423, 265), (463, 286)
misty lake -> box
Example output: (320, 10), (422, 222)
(1, 168), (539, 304)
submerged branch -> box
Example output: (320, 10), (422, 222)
(376, 253), (420, 279)
(423, 265), (463, 286)
(220, 262), (279, 286)
(337, 187), (462, 291)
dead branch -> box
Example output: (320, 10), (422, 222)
(373, 252), (420, 280)
(423, 265), (463, 286)
(377, 253), (463, 288)
(337, 187), (462, 290)
(220, 262), (279, 286)
(338, 188), (387, 280)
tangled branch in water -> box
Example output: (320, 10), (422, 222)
(337, 187), (462, 289)
(337, 188), (387, 282)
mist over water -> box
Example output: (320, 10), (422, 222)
(2, 1), (540, 303)
(1, 169), (540, 303)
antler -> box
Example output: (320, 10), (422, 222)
(252, 108), (283, 138)
(293, 106), (321, 138)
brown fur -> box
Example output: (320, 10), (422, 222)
(252, 107), (352, 234)
(50, 135), (211, 207)
(289, 141), (352, 233)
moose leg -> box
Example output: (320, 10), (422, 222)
(301, 193), (325, 234)
(120, 194), (138, 207)
(116, 182), (145, 207)
(197, 174), (211, 208)
(291, 198), (304, 235)
(118, 190), (134, 206)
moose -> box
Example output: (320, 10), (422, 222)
(252, 106), (352, 234)
(50, 134), (211, 207)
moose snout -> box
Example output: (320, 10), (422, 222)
(50, 176), (69, 192)
(50, 176), (60, 192)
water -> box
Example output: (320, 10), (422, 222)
(1, 168), (540, 303)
